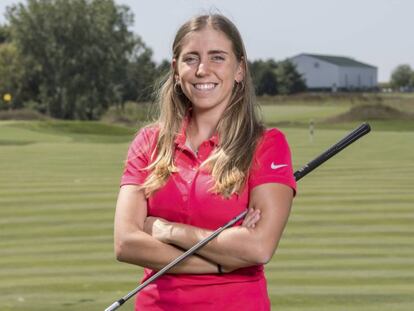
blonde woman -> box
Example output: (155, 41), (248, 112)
(114, 14), (296, 311)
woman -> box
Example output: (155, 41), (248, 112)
(114, 14), (296, 310)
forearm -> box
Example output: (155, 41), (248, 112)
(167, 223), (265, 270)
(115, 230), (219, 274)
(165, 185), (294, 269)
(142, 185), (293, 271)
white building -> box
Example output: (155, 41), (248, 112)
(290, 53), (378, 91)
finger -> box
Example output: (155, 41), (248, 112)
(247, 211), (261, 228)
(244, 213), (258, 228)
(252, 210), (261, 223)
(244, 211), (257, 227)
(241, 208), (254, 226)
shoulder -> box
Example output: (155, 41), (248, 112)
(128, 124), (160, 154)
(262, 128), (286, 139)
(248, 127), (296, 192)
(256, 128), (289, 151)
(132, 124), (159, 144)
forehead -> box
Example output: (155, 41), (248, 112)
(180, 27), (234, 55)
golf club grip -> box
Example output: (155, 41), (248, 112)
(104, 122), (371, 310)
(294, 122), (371, 181)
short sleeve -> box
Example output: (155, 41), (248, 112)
(120, 126), (158, 187)
(248, 128), (297, 195)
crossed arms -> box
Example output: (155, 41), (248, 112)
(114, 183), (293, 274)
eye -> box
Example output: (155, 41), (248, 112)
(211, 55), (225, 62)
(182, 55), (199, 65)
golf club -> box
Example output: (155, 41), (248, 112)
(105, 122), (371, 311)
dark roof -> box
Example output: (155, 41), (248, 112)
(301, 53), (376, 69)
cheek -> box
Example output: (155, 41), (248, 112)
(178, 73), (194, 98)
(178, 67), (193, 84)
(222, 71), (238, 86)
(221, 65), (240, 81)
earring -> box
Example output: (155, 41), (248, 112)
(235, 80), (244, 92)
(174, 80), (182, 94)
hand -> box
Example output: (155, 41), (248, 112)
(241, 208), (261, 228)
(144, 216), (172, 243)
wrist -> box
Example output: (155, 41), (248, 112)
(166, 222), (186, 246)
(163, 220), (173, 244)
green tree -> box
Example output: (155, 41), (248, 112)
(156, 59), (172, 78)
(391, 64), (414, 90)
(276, 60), (306, 95)
(257, 68), (278, 96)
(6, 0), (144, 119)
(0, 24), (11, 43)
(0, 43), (24, 109)
(249, 59), (278, 96)
(122, 43), (157, 103)
(412, 72), (414, 90)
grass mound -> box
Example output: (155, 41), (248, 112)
(2, 120), (137, 144)
(100, 102), (153, 127)
(325, 103), (412, 122)
(10, 120), (136, 136)
(0, 108), (49, 121)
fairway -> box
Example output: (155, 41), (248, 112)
(1, 113), (413, 310)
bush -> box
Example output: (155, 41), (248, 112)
(100, 101), (153, 127)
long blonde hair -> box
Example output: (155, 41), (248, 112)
(142, 14), (264, 198)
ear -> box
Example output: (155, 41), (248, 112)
(235, 57), (245, 83)
(172, 58), (179, 81)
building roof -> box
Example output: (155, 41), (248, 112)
(300, 53), (376, 69)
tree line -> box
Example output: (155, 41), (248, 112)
(390, 65), (414, 92)
(0, 0), (303, 120)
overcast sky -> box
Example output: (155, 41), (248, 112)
(1, 0), (413, 82)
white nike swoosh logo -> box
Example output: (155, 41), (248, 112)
(271, 163), (288, 170)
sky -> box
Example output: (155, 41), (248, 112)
(1, 0), (413, 82)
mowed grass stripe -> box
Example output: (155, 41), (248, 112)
(267, 261), (414, 271)
(0, 202), (116, 218)
(3, 243), (413, 263)
(266, 284), (414, 295)
(1, 121), (413, 310)
(4, 273), (414, 289)
(0, 194), (116, 207)
(3, 239), (413, 259)
(3, 201), (413, 218)
(4, 209), (414, 227)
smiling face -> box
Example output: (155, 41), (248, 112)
(174, 26), (244, 115)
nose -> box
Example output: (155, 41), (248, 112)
(196, 60), (209, 77)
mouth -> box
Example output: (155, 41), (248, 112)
(192, 83), (218, 91)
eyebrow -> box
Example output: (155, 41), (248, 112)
(208, 50), (229, 55)
(183, 50), (229, 56)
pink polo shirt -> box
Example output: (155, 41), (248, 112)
(120, 118), (296, 311)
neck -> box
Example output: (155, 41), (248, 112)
(187, 107), (222, 149)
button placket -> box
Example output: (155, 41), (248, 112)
(186, 157), (199, 184)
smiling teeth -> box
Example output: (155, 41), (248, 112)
(194, 83), (216, 90)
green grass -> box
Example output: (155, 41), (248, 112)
(1, 120), (137, 144)
(260, 104), (351, 124)
(1, 102), (413, 310)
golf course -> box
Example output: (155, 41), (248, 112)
(1, 95), (413, 310)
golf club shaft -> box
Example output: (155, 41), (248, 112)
(105, 122), (371, 311)
(294, 122), (371, 181)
